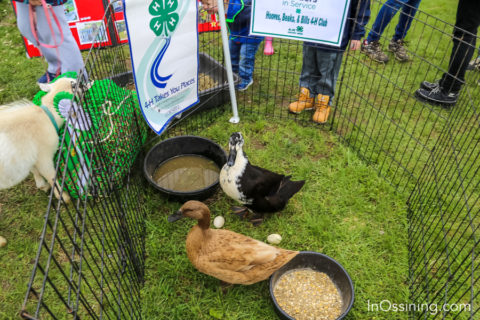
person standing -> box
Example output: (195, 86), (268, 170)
(415, 0), (480, 106)
(225, 0), (264, 91)
(361, 0), (422, 63)
(288, 0), (370, 124)
(13, 0), (85, 90)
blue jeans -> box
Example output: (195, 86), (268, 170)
(229, 40), (261, 83)
(299, 45), (343, 100)
(367, 0), (422, 42)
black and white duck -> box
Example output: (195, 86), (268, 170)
(219, 132), (305, 224)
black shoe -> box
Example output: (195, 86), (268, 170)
(37, 71), (57, 91)
(420, 80), (439, 91)
(415, 86), (458, 106)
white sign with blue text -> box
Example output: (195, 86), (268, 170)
(250, 0), (351, 46)
(123, 0), (199, 134)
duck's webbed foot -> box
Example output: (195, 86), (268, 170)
(220, 281), (234, 294)
(249, 214), (264, 227)
(232, 206), (249, 219)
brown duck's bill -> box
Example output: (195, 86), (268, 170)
(168, 210), (184, 222)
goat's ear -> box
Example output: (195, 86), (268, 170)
(70, 80), (77, 89)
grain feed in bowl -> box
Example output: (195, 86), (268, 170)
(273, 268), (343, 320)
(198, 73), (218, 91)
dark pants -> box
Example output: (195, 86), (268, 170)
(299, 45), (344, 99)
(440, 0), (480, 93)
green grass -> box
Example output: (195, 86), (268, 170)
(0, 181), (51, 319)
(0, 6), (53, 311)
(141, 113), (409, 320)
(0, 2), (49, 102)
(0, 0), (475, 319)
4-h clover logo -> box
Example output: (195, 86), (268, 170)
(149, 0), (179, 37)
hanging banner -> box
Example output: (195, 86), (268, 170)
(123, 0), (199, 134)
(250, 0), (351, 47)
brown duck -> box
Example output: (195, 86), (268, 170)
(168, 201), (299, 285)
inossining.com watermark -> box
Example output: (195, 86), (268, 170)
(367, 300), (471, 315)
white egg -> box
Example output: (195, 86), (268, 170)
(267, 234), (282, 244)
(0, 236), (7, 248)
(213, 216), (225, 228)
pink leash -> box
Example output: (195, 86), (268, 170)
(29, 0), (64, 79)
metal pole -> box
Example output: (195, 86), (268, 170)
(216, 0), (240, 123)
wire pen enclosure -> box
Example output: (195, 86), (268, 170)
(20, 3), (147, 319)
(19, 0), (478, 319)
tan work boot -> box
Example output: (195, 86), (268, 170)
(312, 94), (331, 124)
(288, 87), (314, 114)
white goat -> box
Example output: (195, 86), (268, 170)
(0, 78), (77, 202)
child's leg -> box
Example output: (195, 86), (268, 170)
(393, 0), (421, 41)
(15, 3), (33, 44)
(41, 5), (85, 75)
(238, 42), (261, 83)
(16, 3), (84, 75)
(299, 44), (320, 95)
(313, 50), (344, 100)
(367, 0), (405, 43)
(228, 39), (241, 74)
(312, 50), (343, 124)
(288, 43), (318, 114)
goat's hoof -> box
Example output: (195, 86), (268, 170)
(54, 190), (71, 204)
(39, 185), (50, 192)
(62, 193), (71, 204)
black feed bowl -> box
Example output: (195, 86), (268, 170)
(143, 135), (227, 202)
(270, 251), (354, 320)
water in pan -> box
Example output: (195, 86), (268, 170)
(153, 154), (220, 192)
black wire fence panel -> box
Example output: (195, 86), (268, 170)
(333, 1), (480, 194)
(191, 1), (479, 319)
(333, 1), (479, 319)
(407, 106), (480, 320)
(20, 3), (147, 319)
(159, 2), (480, 318)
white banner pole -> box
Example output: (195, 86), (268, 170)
(216, 0), (239, 124)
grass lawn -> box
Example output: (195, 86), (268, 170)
(141, 113), (410, 319)
(0, 0), (469, 319)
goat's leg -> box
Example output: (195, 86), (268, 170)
(31, 167), (50, 192)
(35, 158), (71, 203)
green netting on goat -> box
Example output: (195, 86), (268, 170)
(36, 74), (147, 199)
